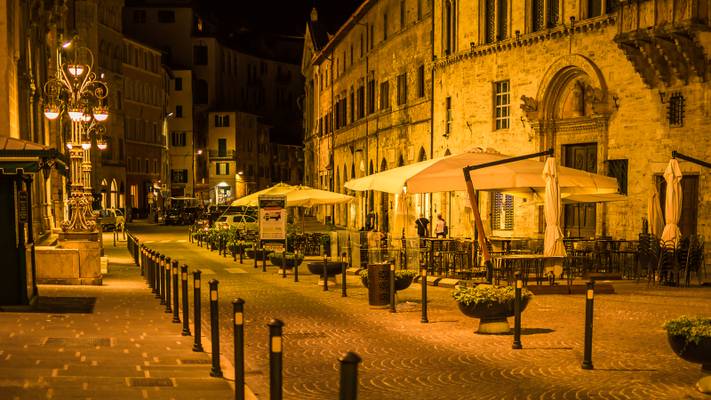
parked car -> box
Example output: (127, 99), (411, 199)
(214, 213), (258, 233)
(96, 208), (125, 230)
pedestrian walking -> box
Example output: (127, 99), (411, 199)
(415, 214), (430, 238)
(435, 214), (447, 238)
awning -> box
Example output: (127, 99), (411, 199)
(0, 137), (67, 176)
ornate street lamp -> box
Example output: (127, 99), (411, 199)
(42, 35), (109, 232)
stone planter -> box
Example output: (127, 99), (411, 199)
(269, 253), (304, 269)
(668, 333), (711, 393)
(457, 297), (530, 334)
(246, 248), (272, 261)
(306, 261), (346, 277)
(360, 273), (414, 291)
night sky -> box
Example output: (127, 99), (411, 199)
(200, 0), (363, 36)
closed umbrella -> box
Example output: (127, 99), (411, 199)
(543, 158), (566, 257)
(661, 159), (683, 246)
(647, 186), (664, 239)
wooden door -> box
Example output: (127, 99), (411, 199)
(562, 143), (597, 238)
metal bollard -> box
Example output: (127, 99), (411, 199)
(192, 270), (204, 352)
(421, 268), (428, 323)
(338, 352), (362, 400)
(148, 251), (155, 290)
(208, 279), (223, 377)
(262, 247), (267, 272)
(139, 245), (144, 276)
(153, 252), (160, 295)
(158, 255), (166, 301)
(282, 250), (287, 278)
(113, 229), (117, 247)
(389, 263), (396, 313)
(164, 257), (172, 313)
(239, 242), (244, 264)
(323, 256), (329, 291)
(341, 254), (347, 297)
(172, 260), (180, 323)
(268, 319), (284, 400)
(254, 243), (258, 269)
(294, 251), (299, 282)
(512, 274), (523, 350)
(581, 280), (595, 370)
(233, 299), (246, 400)
(181, 265), (191, 336)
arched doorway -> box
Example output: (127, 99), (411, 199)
(100, 179), (108, 209)
(110, 180), (118, 209)
(528, 55), (614, 237)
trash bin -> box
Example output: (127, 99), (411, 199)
(367, 263), (391, 307)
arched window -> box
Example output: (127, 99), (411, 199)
(418, 147), (427, 161)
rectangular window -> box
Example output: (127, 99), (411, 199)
(417, 0), (423, 20)
(350, 89), (355, 123)
(170, 131), (186, 147)
(175, 105), (183, 118)
(532, 0), (545, 32)
(417, 64), (425, 98)
(193, 45), (208, 65)
(171, 169), (188, 184)
(587, 0), (602, 18)
(445, 97), (452, 136)
(497, 0), (508, 40)
(370, 25), (374, 49)
(214, 114), (230, 127)
(360, 33), (364, 58)
(357, 85), (365, 119)
(174, 77), (182, 91)
(383, 13), (388, 41)
(491, 192), (514, 231)
(225, 163), (230, 175)
(668, 92), (685, 127)
(215, 163), (221, 176)
(444, 0), (455, 54)
(607, 159), (628, 195)
(397, 73), (408, 105)
(380, 80), (390, 110)
(133, 10), (146, 23)
(400, 0), (406, 30)
(367, 79), (376, 114)
(218, 138), (227, 157)
(549, 0), (559, 26)
(494, 80), (510, 130)
(485, 0), (496, 43)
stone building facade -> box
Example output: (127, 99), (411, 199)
(167, 69), (196, 197)
(302, 2), (434, 229)
(304, 0), (711, 245)
(123, 38), (167, 217)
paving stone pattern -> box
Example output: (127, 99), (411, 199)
(0, 244), (233, 400)
(135, 225), (711, 400)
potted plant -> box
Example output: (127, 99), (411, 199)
(452, 284), (533, 334)
(359, 269), (417, 291)
(664, 316), (711, 394)
(268, 252), (304, 269)
(306, 259), (346, 277)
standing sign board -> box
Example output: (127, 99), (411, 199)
(258, 195), (287, 252)
(18, 191), (28, 224)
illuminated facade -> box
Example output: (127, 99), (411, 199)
(304, 0), (711, 244)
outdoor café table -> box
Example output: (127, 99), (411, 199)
(422, 238), (458, 276)
(489, 236), (530, 254)
(495, 254), (565, 286)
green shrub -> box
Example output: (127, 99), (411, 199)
(451, 285), (533, 306)
(664, 316), (711, 345)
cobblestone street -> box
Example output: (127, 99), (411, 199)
(134, 224), (711, 399)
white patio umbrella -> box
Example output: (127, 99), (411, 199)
(661, 159), (683, 246)
(647, 186), (664, 239)
(284, 186), (354, 207)
(345, 148), (619, 196)
(543, 158), (566, 257)
(231, 182), (295, 207)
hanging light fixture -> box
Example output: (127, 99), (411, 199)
(44, 102), (60, 120)
(67, 63), (85, 77)
(68, 106), (84, 122)
(96, 136), (108, 151)
(93, 106), (109, 122)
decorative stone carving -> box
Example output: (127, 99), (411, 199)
(520, 95), (538, 112)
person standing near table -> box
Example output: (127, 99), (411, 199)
(415, 214), (430, 238)
(435, 214), (447, 238)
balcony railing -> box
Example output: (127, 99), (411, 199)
(208, 149), (236, 160)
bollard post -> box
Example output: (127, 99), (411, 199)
(323, 256), (329, 291)
(192, 270), (204, 352)
(172, 260), (180, 323)
(139, 245), (144, 276)
(208, 279), (223, 378)
(148, 251), (155, 291)
(268, 319), (284, 400)
(581, 280), (595, 370)
(338, 352), (362, 400)
(158, 255), (166, 302)
(341, 254), (347, 297)
(420, 268), (428, 323)
(181, 265), (191, 336)
(512, 273), (523, 350)
(164, 257), (172, 313)
(294, 251), (299, 282)
(113, 229), (116, 247)
(389, 263), (396, 313)
(282, 250), (287, 278)
(262, 246), (267, 272)
(153, 252), (160, 296)
(239, 242), (244, 264)
(254, 242), (259, 269)
(233, 299), (246, 400)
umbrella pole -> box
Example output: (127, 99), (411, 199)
(463, 168), (492, 282)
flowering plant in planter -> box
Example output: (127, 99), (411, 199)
(359, 269), (417, 291)
(664, 316), (711, 346)
(451, 284), (533, 334)
(664, 316), (711, 394)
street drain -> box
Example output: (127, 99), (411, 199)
(180, 359), (211, 365)
(45, 337), (111, 347)
(128, 378), (174, 387)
